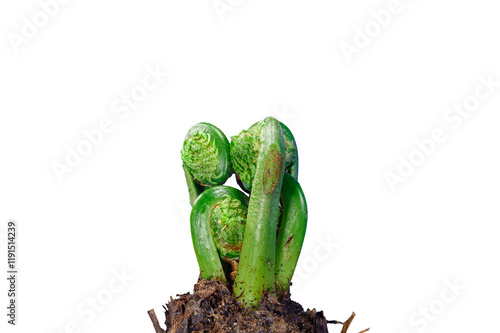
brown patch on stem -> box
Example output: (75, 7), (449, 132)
(263, 144), (284, 194)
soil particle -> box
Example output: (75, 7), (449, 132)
(162, 279), (329, 333)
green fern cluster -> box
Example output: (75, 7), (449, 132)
(184, 118), (304, 310)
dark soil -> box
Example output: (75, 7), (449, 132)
(151, 278), (333, 333)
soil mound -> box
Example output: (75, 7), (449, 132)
(155, 279), (329, 333)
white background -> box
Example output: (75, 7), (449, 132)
(1, 1), (499, 332)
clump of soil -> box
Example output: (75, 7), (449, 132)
(149, 278), (332, 333)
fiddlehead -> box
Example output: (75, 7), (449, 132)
(275, 173), (307, 296)
(233, 116), (286, 309)
(229, 120), (263, 192)
(181, 123), (233, 189)
(191, 186), (248, 283)
(230, 121), (297, 192)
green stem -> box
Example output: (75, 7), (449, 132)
(275, 173), (308, 295)
(233, 117), (286, 309)
(183, 164), (205, 206)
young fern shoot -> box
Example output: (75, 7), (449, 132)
(181, 122), (233, 205)
(275, 173), (307, 295)
(190, 186), (248, 283)
(233, 117), (286, 309)
(231, 121), (299, 192)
